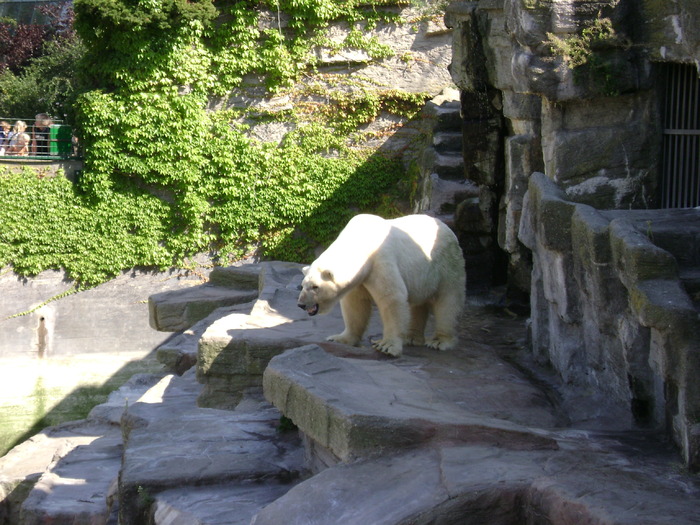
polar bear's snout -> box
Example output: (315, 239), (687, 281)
(297, 285), (320, 316)
(298, 302), (319, 316)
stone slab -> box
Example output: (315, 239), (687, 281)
(252, 443), (700, 525)
(155, 301), (257, 375)
(20, 425), (123, 525)
(118, 371), (305, 524)
(88, 373), (165, 425)
(0, 421), (119, 525)
(149, 285), (259, 332)
(264, 344), (558, 462)
(207, 264), (261, 290)
(152, 481), (298, 525)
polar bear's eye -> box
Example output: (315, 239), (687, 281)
(312, 285), (319, 290)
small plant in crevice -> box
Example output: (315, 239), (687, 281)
(278, 415), (298, 433)
(546, 17), (618, 70)
(546, 14), (629, 96)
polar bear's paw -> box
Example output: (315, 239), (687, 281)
(326, 333), (360, 346)
(372, 338), (403, 357)
(426, 337), (457, 351)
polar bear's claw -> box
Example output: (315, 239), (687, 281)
(372, 339), (402, 357)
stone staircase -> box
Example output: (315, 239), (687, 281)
(2, 262), (699, 524)
(413, 87), (506, 293)
(414, 87), (479, 225)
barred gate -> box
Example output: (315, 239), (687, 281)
(660, 63), (700, 209)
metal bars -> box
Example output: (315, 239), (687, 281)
(660, 63), (700, 209)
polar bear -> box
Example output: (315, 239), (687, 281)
(297, 214), (465, 357)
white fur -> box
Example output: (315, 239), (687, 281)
(297, 214), (466, 357)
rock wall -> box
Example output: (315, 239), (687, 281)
(641, 0), (700, 66)
(441, 0), (700, 468)
(520, 172), (700, 469)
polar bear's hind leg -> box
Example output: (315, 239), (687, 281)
(426, 286), (463, 351)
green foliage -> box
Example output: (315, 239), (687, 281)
(319, 89), (429, 133)
(0, 0), (429, 287)
(547, 17), (617, 69)
(75, 0), (214, 93)
(546, 16), (624, 96)
(0, 168), (173, 285)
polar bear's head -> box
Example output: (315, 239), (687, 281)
(297, 265), (342, 316)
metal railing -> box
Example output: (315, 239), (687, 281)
(0, 118), (76, 160)
(659, 63), (700, 209)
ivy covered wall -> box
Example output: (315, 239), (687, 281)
(0, 0), (453, 288)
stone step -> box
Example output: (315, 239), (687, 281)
(88, 373), (165, 424)
(148, 264), (265, 333)
(155, 301), (257, 375)
(207, 264), (261, 290)
(433, 130), (463, 153)
(118, 371), (305, 524)
(263, 344), (559, 465)
(0, 374), (161, 525)
(679, 267), (700, 302)
(432, 104), (462, 132)
(432, 152), (465, 180)
(424, 88), (462, 133)
(413, 171), (479, 218)
(19, 425), (123, 525)
(149, 284), (259, 333)
(0, 422), (113, 525)
(152, 482), (295, 525)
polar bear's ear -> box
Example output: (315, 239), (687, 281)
(321, 269), (334, 281)
(302, 266), (310, 276)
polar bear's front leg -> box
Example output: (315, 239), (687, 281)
(327, 286), (372, 346)
(406, 304), (428, 346)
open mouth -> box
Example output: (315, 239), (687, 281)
(298, 303), (319, 316)
(307, 304), (319, 316)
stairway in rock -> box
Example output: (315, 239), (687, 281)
(2, 262), (698, 525)
(415, 88), (479, 226)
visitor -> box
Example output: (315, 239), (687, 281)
(32, 113), (52, 156)
(0, 121), (11, 155)
(6, 121), (31, 156)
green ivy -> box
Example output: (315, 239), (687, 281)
(0, 168), (173, 286)
(0, 0), (431, 288)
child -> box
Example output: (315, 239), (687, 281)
(6, 121), (30, 156)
